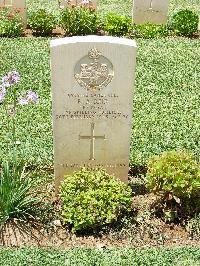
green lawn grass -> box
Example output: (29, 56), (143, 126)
(0, 247), (199, 265)
(131, 38), (200, 166)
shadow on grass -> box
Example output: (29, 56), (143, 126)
(128, 165), (149, 196)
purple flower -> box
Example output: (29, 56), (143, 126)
(0, 85), (6, 103)
(18, 98), (28, 105)
(18, 90), (39, 105)
(26, 90), (39, 104)
(2, 71), (20, 88)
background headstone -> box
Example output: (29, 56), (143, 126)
(132, 0), (169, 24)
(51, 36), (137, 192)
(59, 0), (97, 9)
(0, 0), (27, 26)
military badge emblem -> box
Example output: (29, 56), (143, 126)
(74, 48), (114, 92)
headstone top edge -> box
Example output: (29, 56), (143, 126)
(50, 36), (137, 48)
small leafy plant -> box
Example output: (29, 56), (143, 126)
(103, 13), (132, 37)
(146, 150), (200, 198)
(146, 151), (200, 222)
(133, 23), (169, 39)
(60, 4), (99, 36)
(0, 8), (23, 37)
(29, 9), (57, 36)
(170, 9), (199, 36)
(60, 168), (132, 232)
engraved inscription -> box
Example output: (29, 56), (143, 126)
(56, 110), (128, 120)
(55, 92), (129, 120)
(74, 48), (114, 92)
(67, 93), (118, 98)
(67, 93), (118, 111)
(60, 163), (127, 169)
(79, 122), (106, 160)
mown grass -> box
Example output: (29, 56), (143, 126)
(0, 247), (200, 265)
(0, 37), (199, 167)
(131, 38), (200, 166)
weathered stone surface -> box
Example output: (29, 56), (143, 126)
(50, 36), (137, 192)
(0, 0), (27, 26)
(132, 0), (169, 24)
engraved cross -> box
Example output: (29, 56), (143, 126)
(79, 122), (106, 161)
(149, 0), (153, 9)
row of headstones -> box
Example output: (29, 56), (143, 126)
(0, 0), (169, 26)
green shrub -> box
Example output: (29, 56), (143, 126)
(146, 151), (200, 222)
(103, 13), (132, 37)
(60, 168), (132, 232)
(170, 9), (199, 36)
(146, 150), (200, 198)
(0, 8), (23, 37)
(60, 6), (100, 36)
(29, 9), (56, 36)
(133, 23), (169, 39)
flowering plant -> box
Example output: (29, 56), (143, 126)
(60, 0), (99, 36)
(1, 71), (38, 157)
(0, 8), (23, 37)
(0, 71), (40, 225)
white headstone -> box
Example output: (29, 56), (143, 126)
(133, 0), (169, 24)
(0, 0), (27, 26)
(59, 0), (97, 9)
(50, 36), (137, 192)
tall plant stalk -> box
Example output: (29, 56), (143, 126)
(0, 71), (40, 225)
